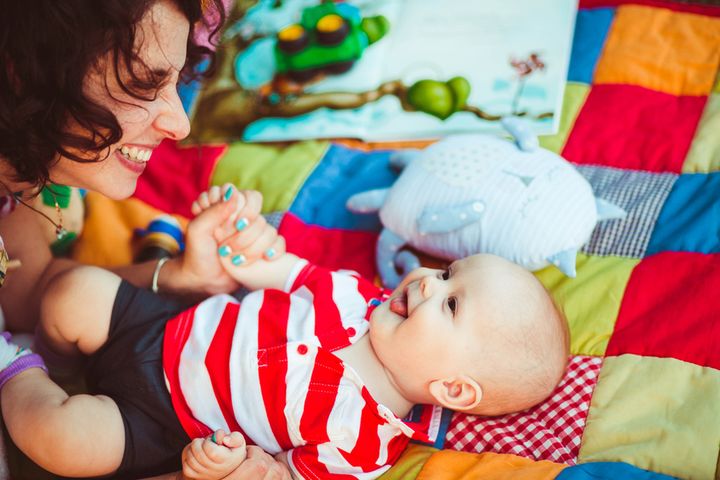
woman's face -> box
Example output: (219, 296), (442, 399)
(51, 0), (192, 200)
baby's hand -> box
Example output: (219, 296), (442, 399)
(182, 430), (247, 480)
(191, 184), (286, 266)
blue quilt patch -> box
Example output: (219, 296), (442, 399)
(568, 8), (616, 84)
(647, 173), (720, 255)
(289, 144), (398, 231)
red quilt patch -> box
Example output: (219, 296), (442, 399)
(562, 85), (706, 172)
(607, 252), (720, 369)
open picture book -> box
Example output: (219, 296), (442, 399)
(187, 0), (577, 143)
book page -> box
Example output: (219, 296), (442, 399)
(205, 0), (575, 143)
(367, 0), (576, 140)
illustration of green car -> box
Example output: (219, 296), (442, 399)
(274, 2), (389, 82)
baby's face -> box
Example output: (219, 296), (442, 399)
(369, 254), (516, 398)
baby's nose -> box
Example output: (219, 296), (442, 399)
(420, 276), (434, 298)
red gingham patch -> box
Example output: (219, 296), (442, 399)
(444, 355), (602, 465)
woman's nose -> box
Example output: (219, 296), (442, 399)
(154, 88), (191, 141)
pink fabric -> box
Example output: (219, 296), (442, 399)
(444, 355), (603, 465)
(133, 140), (226, 219)
(607, 252), (720, 369)
(562, 84), (706, 173)
(279, 212), (380, 281)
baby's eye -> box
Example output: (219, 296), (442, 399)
(441, 270), (450, 280)
(447, 297), (457, 315)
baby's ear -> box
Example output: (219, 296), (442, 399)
(428, 375), (483, 411)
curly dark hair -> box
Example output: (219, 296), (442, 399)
(0, 0), (225, 188)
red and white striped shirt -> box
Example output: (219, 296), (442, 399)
(162, 261), (431, 479)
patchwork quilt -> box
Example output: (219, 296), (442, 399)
(72, 0), (720, 479)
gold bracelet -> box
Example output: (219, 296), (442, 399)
(151, 257), (171, 294)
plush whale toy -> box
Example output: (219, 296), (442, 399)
(347, 118), (626, 288)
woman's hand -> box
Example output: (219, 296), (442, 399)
(170, 186), (285, 296)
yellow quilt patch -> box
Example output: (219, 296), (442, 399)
(579, 355), (720, 480)
(682, 93), (720, 173)
(73, 193), (188, 267)
(536, 253), (639, 357)
(210, 141), (329, 213)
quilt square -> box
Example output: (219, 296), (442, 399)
(561, 84), (706, 172)
(576, 166), (677, 258)
(646, 173), (720, 255)
(419, 451), (566, 480)
(134, 140), (226, 219)
(536, 253), (638, 357)
(74, 193), (188, 267)
(211, 141), (328, 213)
(593, 5), (720, 96)
(579, 355), (720, 480)
(279, 212), (378, 280)
(682, 93), (720, 173)
(567, 8), (616, 85)
(606, 252), (720, 369)
(558, 462), (677, 480)
(539, 83), (590, 154)
(444, 356), (602, 465)
(289, 144), (399, 232)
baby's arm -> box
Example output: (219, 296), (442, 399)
(191, 186), (303, 292)
(182, 430), (247, 480)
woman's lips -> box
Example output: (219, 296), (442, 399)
(115, 150), (147, 175)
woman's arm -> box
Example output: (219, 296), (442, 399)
(0, 206), (76, 332)
(0, 189), (283, 331)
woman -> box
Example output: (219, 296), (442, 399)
(0, 0), (289, 478)
(0, 0), (285, 329)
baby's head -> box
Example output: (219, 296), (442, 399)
(369, 253), (568, 416)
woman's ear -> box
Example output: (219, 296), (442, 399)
(428, 375), (483, 411)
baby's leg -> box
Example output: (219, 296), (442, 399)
(38, 265), (121, 357)
(0, 347), (124, 476)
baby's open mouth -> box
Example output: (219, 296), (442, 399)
(389, 291), (408, 318)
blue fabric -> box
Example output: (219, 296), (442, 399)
(646, 173), (720, 255)
(558, 462), (678, 479)
(289, 144), (398, 231)
(177, 59), (210, 114)
(568, 8), (616, 84)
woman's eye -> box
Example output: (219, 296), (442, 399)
(448, 297), (457, 314)
(441, 270), (450, 280)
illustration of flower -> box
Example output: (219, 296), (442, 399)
(510, 52), (545, 114)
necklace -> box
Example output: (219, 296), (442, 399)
(0, 181), (67, 241)
(14, 191), (68, 241)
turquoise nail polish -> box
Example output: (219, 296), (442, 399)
(218, 245), (231, 257)
(231, 254), (246, 266)
(223, 187), (234, 202)
(235, 217), (249, 231)
(265, 248), (275, 259)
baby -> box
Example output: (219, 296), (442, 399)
(0, 186), (568, 480)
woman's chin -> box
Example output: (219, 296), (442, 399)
(101, 179), (139, 200)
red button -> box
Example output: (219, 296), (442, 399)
(297, 344), (308, 355)
(346, 327), (356, 337)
